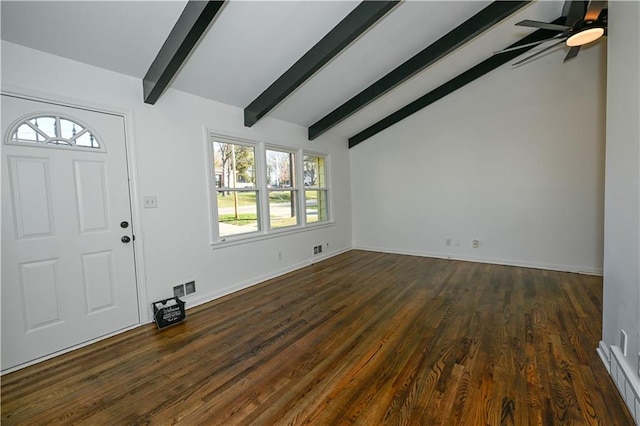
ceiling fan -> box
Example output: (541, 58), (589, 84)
(496, 0), (608, 66)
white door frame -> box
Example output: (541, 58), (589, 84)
(1, 85), (151, 363)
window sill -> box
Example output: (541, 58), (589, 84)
(210, 221), (335, 250)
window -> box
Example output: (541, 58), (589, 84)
(8, 114), (102, 150)
(213, 139), (259, 238)
(207, 133), (331, 245)
(303, 154), (329, 224)
(266, 148), (299, 229)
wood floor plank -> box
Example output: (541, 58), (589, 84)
(1, 250), (635, 425)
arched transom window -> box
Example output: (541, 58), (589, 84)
(8, 114), (103, 150)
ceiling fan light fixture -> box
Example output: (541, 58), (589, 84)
(566, 27), (605, 47)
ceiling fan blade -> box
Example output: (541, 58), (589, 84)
(584, 0), (606, 21)
(564, 45), (581, 62)
(494, 36), (565, 54)
(563, 0), (589, 26)
(512, 39), (566, 66)
(516, 19), (571, 31)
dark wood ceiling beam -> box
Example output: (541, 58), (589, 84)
(348, 19), (565, 148)
(308, 1), (531, 141)
(563, 0), (588, 26)
(143, 1), (225, 105)
(244, 1), (399, 128)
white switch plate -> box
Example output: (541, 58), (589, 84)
(144, 196), (157, 208)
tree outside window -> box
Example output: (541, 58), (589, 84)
(208, 134), (331, 244)
(213, 140), (259, 237)
(266, 149), (298, 229)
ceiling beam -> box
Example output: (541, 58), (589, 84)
(143, 1), (225, 105)
(348, 19), (565, 148)
(308, 1), (530, 141)
(562, 0), (588, 26)
(244, 1), (399, 128)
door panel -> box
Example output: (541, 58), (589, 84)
(74, 160), (110, 232)
(1, 94), (139, 371)
(20, 258), (61, 330)
(82, 250), (116, 313)
(7, 155), (56, 238)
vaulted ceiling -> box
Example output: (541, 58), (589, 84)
(3, 1), (595, 146)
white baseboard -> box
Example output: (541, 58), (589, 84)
(180, 247), (351, 313)
(352, 245), (603, 275)
(597, 340), (611, 373)
(600, 342), (640, 424)
(3, 248), (351, 375)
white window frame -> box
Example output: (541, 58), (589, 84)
(6, 113), (106, 152)
(302, 151), (331, 225)
(205, 132), (333, 248)
(207, 134), (262, 243)
(265, 145), (301, 231)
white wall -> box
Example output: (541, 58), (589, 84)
(603, 0), (640, 403)
(1, 41), (353, 320)
(350, 38), (607, 274)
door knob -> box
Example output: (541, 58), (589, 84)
(120, 221), (129, 228)
(121, 236), (131, 243)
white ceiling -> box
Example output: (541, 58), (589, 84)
(1, 1), (569, 139)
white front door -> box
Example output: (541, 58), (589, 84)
(1, 94), (139, 371)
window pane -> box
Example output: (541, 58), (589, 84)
(213, 141), (256, 189)
(303, 155), (325, 188)
(266, 149), (295, 188)
(269, 190), (298, 229)
(60, 118), (84, 139)
(305, 189), (328, 223)
(75, 132), (99, 148)
(14, 124), (39, 142)
(12, 116), (100, 149)
(30, 117), (56, 138)
(217, 190), (260, 237)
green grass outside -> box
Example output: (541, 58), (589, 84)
(217, 191), (318, 209)
(219, 213), (301, 228)
(218, 191), (308, 208)
(219, 213), (258, 226)
(217, 190), (319, 227)
(217, 192), (256, 209)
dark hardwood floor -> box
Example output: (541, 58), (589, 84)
(1, 250), (634, 425)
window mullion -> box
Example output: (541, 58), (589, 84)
(296, 149), (306, 226)
(257, 143), (269, 234)
(208, 132), (331, 246)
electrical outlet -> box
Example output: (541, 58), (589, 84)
(472, 240), (479, 248)
(446, 238), (452, 246)
(185, 281), (196, 295)
(277, 251), (283, 260)
(143, 196), (157, 208)
(620, 330), (628, 356)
